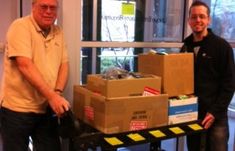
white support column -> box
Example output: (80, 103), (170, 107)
(62, 0), (81, 104)
(91, 0), (98, 74)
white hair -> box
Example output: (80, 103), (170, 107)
(32, 0), (37, 4)
(32, 0), (58, 4)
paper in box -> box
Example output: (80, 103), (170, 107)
(73, 85), (168, 134)
(168, 96), (198, 125)
(138, 53), (194, 97)
(86, 73), (161, 98)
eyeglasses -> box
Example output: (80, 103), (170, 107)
(189, 14), (208, 20)
(38, 4), (58, 12)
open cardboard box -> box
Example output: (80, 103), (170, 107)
(73, 85), (168, 134)
(168, 96), (198, 125)
(138, 53), (194, 97)
(86, 73), (161, 98)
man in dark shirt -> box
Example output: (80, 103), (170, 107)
(181, 1), (235, 151)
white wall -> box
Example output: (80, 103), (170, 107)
(0, 0), (18, 41)
(0, 0), (19, 91)
(62, 0), (81, 104)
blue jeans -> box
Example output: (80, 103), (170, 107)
(0, 107), (61, 151)
(187, 117), (229, 151)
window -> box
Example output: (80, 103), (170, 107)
(200, 0), (235, 43)
(81, 0), (185, 83)
(151, 0), (185, 42)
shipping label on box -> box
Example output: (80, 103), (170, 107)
(84, 106), (94, 121)
(130, 121), (148, 131)
(130, 110), (148, 130)
(168, 97), (198, 125)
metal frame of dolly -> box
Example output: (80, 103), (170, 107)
(69, 120), (206, 151)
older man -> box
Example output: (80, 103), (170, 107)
(0, 0), (70, 150)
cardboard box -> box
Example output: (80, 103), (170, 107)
(138, 53), (194, 97)
(168, 96), (198, 125)
(73, 86), (168, 134)
(86, 74), (161, 98)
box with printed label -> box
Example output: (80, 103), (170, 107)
(168, 96), (198, 125)
(138, 53), (194, 97)
(73, 85), (168, 134)
(86, 73), (161, 98)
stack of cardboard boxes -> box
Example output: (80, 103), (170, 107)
(73, 74), (168, 134)
(138, 53), (198, 125)
(73, 52), (198, 134)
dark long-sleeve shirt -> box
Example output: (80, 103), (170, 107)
(181, 29), (235, 119)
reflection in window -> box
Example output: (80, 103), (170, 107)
(80, 47), (181, 83)
(101, 0), (185, 42)
(201, 0), (235, 42)
(101, 0), (136, 42)
(152, 0), (184, 42)
(98, 0), (185, 77)
(100, 0), (140, 76)
(81, 0), (185, 83)
(99, 47), (135, 72)
(147, 48), (180, 54)
(81, 47), (137, 83)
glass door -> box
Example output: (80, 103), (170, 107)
(81, 0), (185, 83)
